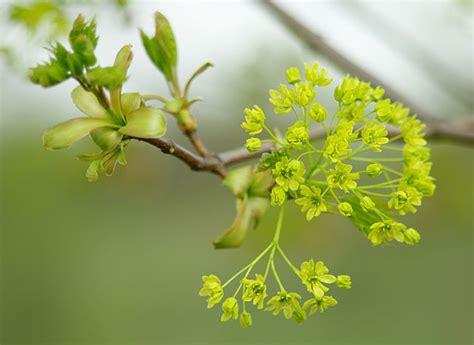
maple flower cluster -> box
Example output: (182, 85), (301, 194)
(242, 62), (435, 246)
(201, 62), (434, 326)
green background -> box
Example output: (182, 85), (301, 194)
(1, 2), (473, 344)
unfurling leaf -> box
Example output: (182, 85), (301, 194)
(68, 15), (98, 66)
(29, 60), (69, 87)
(86, 66), (127, 90)
(140, 12), (177, 81)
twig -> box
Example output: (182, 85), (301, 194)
(134, 119), (474, 179)
(135, 136), (226, 177)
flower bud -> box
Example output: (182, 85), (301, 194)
(271, 186), (286, 206)
(336, 275), (352, 289)
(245, 138), (262, 152)
(404, 228), (421, 245)
(375, 99), (393, 122)
(239, 312), (252, 328)
(309, 103), (328, 122)
(338, 202), (353, 217)
(366, 163), (383, 177)
(360, 196), (375, 211)
(221, 297), (239, 322)
(285, 67), (301, 84)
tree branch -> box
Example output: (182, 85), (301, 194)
(134, 118), (474, 178)
(261, 1), (430, 120)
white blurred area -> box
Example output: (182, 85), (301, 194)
(1, 0), (472, 128)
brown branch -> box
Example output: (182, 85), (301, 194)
(135, 136), (226, 177)
(134, 119), (474, 179)
(261, 1), (430, 120)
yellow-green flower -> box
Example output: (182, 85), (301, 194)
(388, 186), (422, 215)
(239, 312), (252, 328)
(338, 202), (353, 217)
(245, 137), (262, 152)
(295, 185), (328, 221)
(367, 219), (406, 246)
(271, 186), (286, 206)
(285, 66), (301, 84)
(327, 162), (359, 192)
(221, 297), (239, 322)
(272, 157), (306, 192)
(299, 259), (336, 298)
(303, 296), (337, 316)
(199, 274), (224, 308)
(366, 163), (383, 177)
(269, 84), (293, 114)
(285, 120), (308, 149)
(294, 81), (315, 107)
(361, 120), (389, 152)
(309, 103), (328, 122)
(404, 228), (421, 245)
(265, 291), (305, 322)
(241, 105), (265, 135)
(336, 275), (352, 289)
(241, 274), (267, 309)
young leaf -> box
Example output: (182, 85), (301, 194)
(140, 12), (177, 81)
(86, 66), (127, 90)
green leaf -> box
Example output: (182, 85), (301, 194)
(43, 118), (116, 150)
(140, 12), (177, 81)
(69, 15), (98, 66)
(213, 196), (269, 249)
(86, 66), (127, 90)
(29, 60), (69, 87)
(71, 86), (109, 118)
(119, 107), (166, 138)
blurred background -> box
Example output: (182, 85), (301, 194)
(1, 1), (473, 344)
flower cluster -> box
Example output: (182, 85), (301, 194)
(240, 62), (435, 247)
(202, 62), (435, 326)
(200, 229), (351, 326)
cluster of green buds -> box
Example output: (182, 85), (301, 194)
(202, 62), (434, 326)
(31, 13), (213, 181)
(201, 203), (351, 327)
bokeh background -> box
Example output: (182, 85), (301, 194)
(1, 1), (473, 344)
